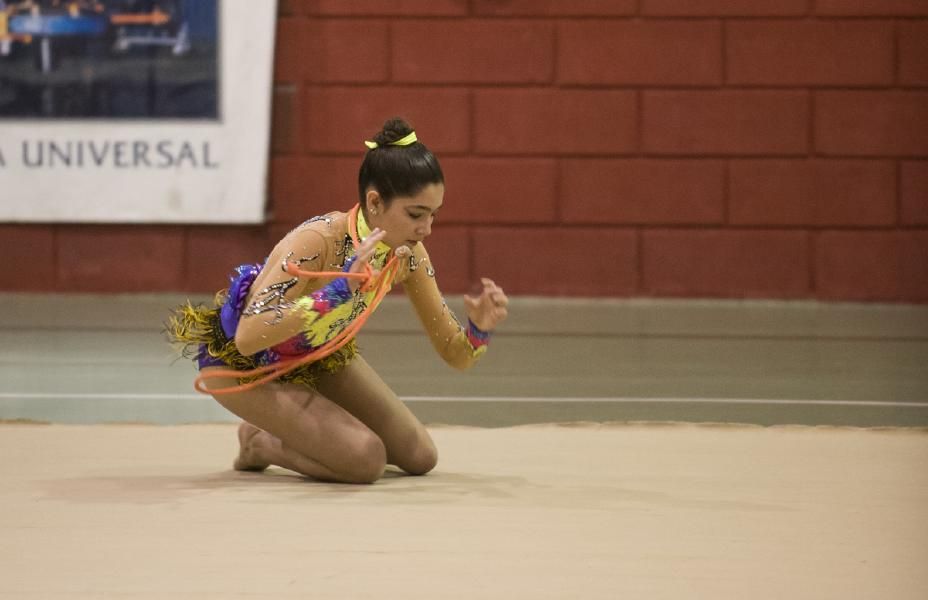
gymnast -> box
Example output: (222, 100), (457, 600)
(168, 118), (508, 483)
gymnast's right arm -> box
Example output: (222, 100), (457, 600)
(233, 224), (387, 357)
(232, 227), (334, 357)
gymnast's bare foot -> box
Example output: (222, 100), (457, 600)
(233, 422), (270, 472)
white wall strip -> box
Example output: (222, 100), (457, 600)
(0, 393), (925, 408)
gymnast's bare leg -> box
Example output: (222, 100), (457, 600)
(315, 355), (438, 476)
(200, 369), (387, 484)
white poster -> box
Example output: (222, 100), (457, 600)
(0, 0), (275, 223)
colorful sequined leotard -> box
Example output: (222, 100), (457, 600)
(167, 208), (489, 387)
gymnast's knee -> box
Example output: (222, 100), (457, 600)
(342, 433), (387, 484)
(401, 439), (438, 476)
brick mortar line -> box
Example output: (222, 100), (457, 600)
(286, 11), (928, 23)
(437, 225), (923, 232)
(294, 152), (926, 160)
(291, 14), (928, 21)
(292, 82), (928, 91)
(427, 224), (928, 232)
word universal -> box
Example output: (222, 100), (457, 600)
(18, 139), (219, 169)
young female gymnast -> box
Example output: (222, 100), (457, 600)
(168, 118), (508, 483)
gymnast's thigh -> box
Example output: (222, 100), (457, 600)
(200, 368), (377, 463)
(314, 355), (438, 474)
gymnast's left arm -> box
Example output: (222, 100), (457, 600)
(400, 243), (509, 370)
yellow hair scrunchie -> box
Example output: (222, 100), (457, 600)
(364, 131), (418, 149)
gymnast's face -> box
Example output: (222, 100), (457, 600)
(366, 183), (444, 250)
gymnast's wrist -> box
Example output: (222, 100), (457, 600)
(466, 319), (491, 349)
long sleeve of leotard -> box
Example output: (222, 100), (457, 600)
(400, 242), (489, 371)
(233, 222), (351, 357)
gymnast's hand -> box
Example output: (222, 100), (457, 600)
(346, 227), (387, 291)
(464, 278), (509, 332)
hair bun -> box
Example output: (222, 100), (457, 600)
(372, 117), (414, 146)
(358, 116), (443, 204)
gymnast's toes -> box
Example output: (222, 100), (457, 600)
(233, 422), (270, 472)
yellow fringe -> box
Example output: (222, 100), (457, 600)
(165, 293), (356, 388)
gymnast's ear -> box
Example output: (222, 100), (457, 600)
(365, 189), (383, 215)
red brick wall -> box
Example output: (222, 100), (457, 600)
(2, 0), (926, 301)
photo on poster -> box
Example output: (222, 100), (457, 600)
(0, 0), (219, 119)
(0, 1), (274, 224)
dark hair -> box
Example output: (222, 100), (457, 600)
(358, 117), (444, 207)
